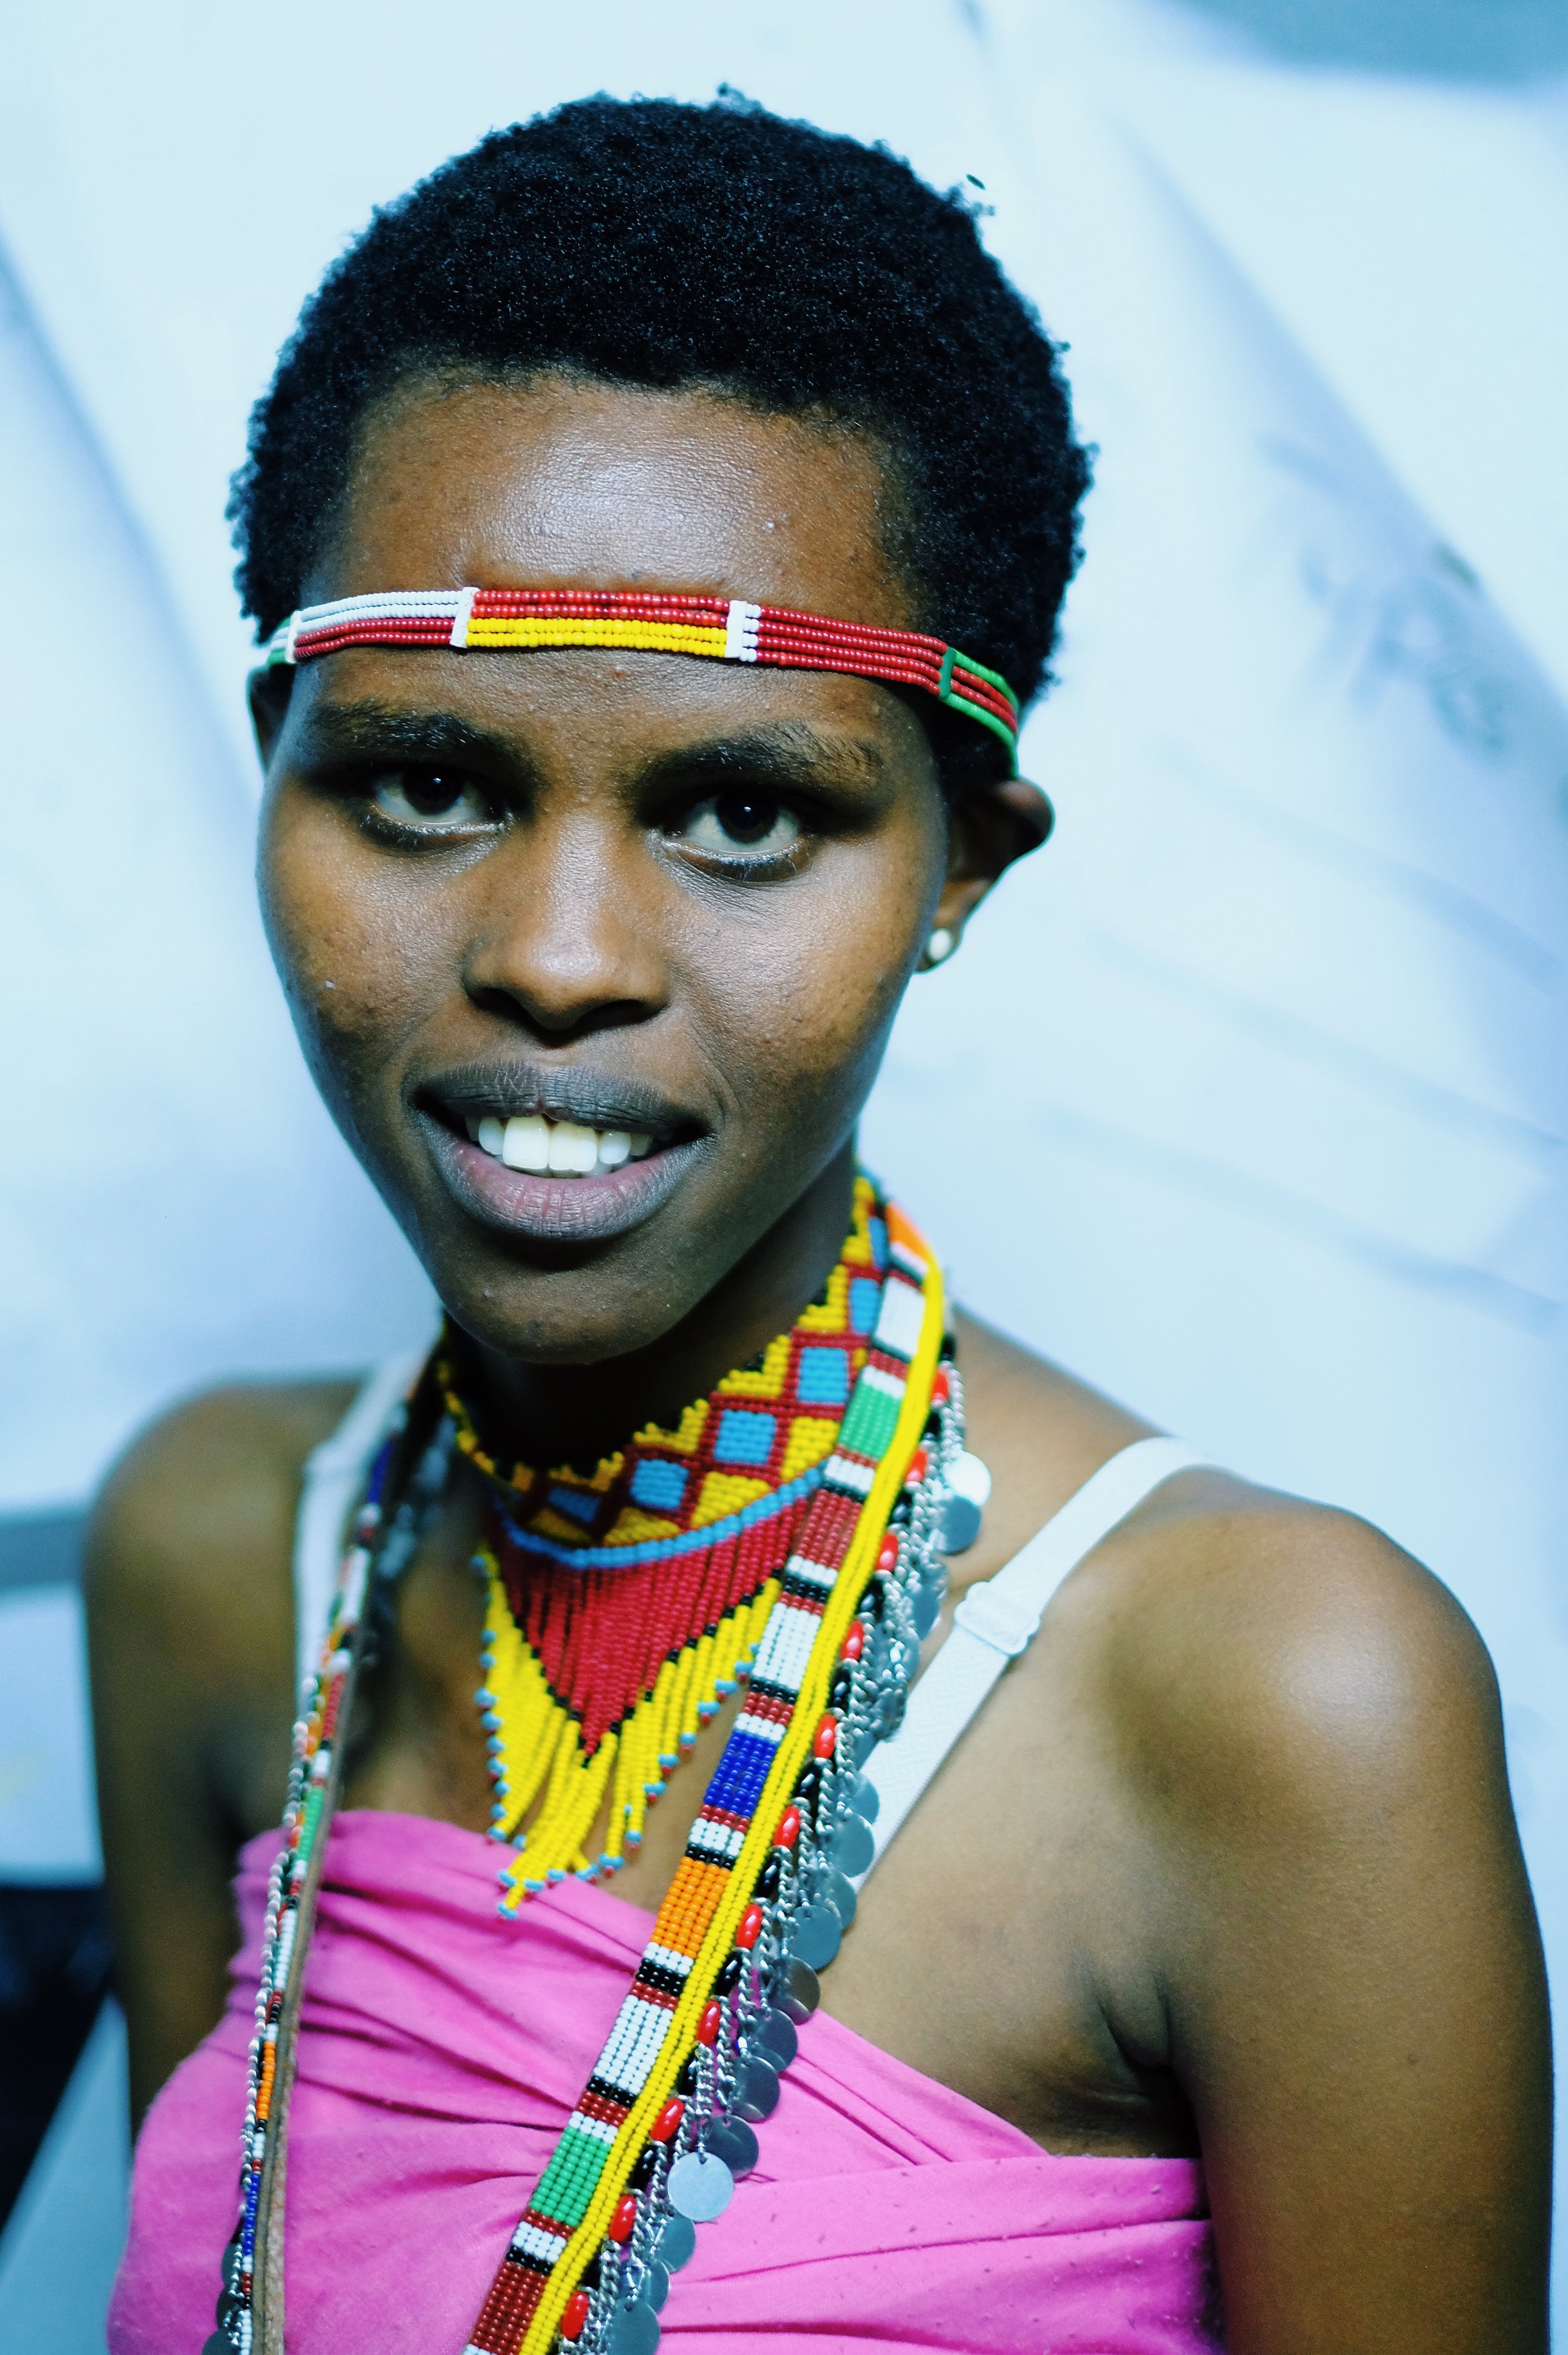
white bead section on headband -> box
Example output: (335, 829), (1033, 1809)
(466, 1113), (655, 1176)
(722, 600), (761, 662)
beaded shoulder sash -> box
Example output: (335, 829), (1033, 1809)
(216, 1193), (961, 2355)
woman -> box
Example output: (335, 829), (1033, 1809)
(88, 96), (1549, 2355)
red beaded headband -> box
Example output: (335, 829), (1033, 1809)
(262, 587), (1021, 768)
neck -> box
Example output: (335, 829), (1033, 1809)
(469, 1144), (859, 1470)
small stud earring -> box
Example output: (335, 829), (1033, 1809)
(926, 926), (956, 965)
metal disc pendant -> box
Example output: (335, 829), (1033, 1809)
(831, 1813), (874, 1876)
(754, 2006), (798, 2070)
(824, 1869), (859, 1928)
(941, 1493), (983, 1554)
(780, 1958), (820, 2021)
(706, 2117), (760, 2175)
(848, 1774), (881, 1824)
(872, 1686), (906, 1738)
(951, 1449), (993, 1505)
(666, 2149), (735, 2221)
(644, 2262), (671, 2313)
(912, 1585), (942, 1638)
(608, 2299), (662, 2355)
(732, 2055), (780, 2122)
(792, 1903), (842, 1970)
(655, 2213), (697, 2270)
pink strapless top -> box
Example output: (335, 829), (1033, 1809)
(110, 1811), (1220, 2354)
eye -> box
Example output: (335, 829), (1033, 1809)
(678, 789), (802, 862)
(368, 769), (496, 833)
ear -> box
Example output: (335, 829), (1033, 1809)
(248, 665), (293, 774)
(922, 776), (1052, 965)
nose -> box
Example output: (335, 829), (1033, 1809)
(462, 805), (669, 1041)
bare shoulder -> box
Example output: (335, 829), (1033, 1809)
(1082, 1466), (1507, 1834)
(956, 1302), (1513, 1873)
(87, 1375), (359, 1621)
(1025, 1419), (1552, 2351)
(955, 1303), (1500, 1786)
(85, 1376), (361, 1751)
(85, 1379), (364, 2115)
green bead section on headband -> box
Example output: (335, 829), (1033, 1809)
(937, 647), (1022, 771)
(951, 696), (1022, 766)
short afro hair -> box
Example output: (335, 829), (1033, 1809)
(231, 93), (1089, 771)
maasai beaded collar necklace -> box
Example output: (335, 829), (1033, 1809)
(447, 1177), (897, 1897)
(262, 586), (1022, 770)
(215, 1187), (972, 2355)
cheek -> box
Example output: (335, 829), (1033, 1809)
(258, 801), (451, 1081)
(689, 842), (929, 1121)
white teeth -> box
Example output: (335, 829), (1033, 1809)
(549, 1120), (597, 1174)
(470, 1113), (662, 1175)
(502, 1114), (550, 1172)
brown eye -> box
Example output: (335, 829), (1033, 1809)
(369, 770), (495, 832)
(679, 790), (802, 860)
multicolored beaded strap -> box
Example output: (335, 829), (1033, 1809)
(219, 1402), (456, 2355)
(262, 586), (1021, 768)
(461, 1207), (951, 2355)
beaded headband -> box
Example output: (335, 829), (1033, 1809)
(262, 588), (1022, 768)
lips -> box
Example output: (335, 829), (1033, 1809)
(416, 1064), (707, 1247)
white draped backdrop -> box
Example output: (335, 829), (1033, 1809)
(1, 1), (1564, 2339)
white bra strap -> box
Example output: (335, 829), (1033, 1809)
(854, 1436), (1208, 1884)
(292, 1347), (433, 1695)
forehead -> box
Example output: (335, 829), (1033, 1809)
(313, 374), (914, 626)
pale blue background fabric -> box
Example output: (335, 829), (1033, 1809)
(1, 1), (1565, 2341)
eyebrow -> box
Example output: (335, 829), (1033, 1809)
(290, 699), (888, 792)
(290, 699), (516, 772)
(637, 723), (887, 793)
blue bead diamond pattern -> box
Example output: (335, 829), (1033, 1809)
(712, 1410), (777, 1467)
(547, 1484), (601, 1526)
(795, 1347), (850, 1407)
(849, 1278), (881, 1336)
(628, 1458), (689, 1512)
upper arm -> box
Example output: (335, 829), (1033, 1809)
(1115, 1503), (1551, 2355)
(83, 1382), (350, 2124)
